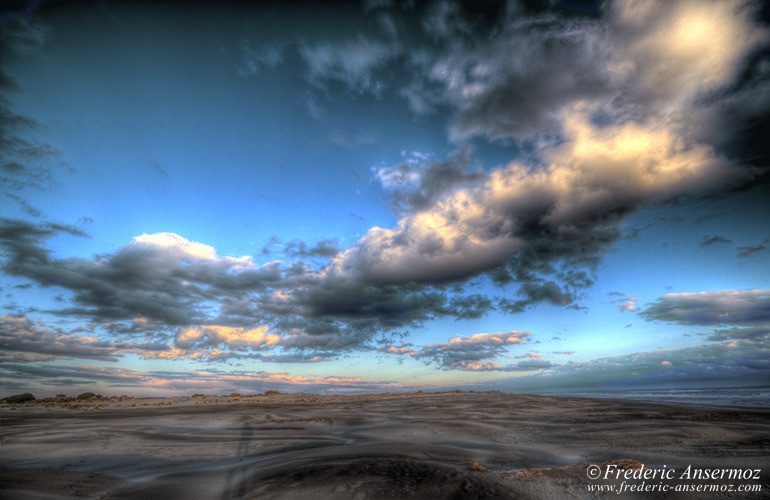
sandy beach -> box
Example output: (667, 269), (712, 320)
(1, 392), (768, 499)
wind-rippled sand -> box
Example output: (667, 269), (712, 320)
(1, 392), (768, 499)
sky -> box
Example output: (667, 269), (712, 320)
(1, 0), (769, 397)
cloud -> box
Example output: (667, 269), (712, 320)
(0, 16), (48, 58)
(447, 294), (494, 320)
(450, 358), (554, 372)
(0, 352), (57, 363)
(175, 325), (279, 350)
(284, 239), (340, 259)
(418, 0), (768, 144)
(237, 37), (284, 77)
(0, 362), (410, 397)
(498, 281), (575, 314)
(472, 339), (769, 392)
(0, 313), (341, 371)
(1, 17), (73, 213)
(0, 218), (88, 264)
(148, 159), (170, 179)
(640, 289), (770, 326)
(611, 295), (638, 312)
(318, 96), (747, 319)
(422, 1), (462, 40)
(376, 149), (486, 212)
(700, 235), (732, 246)
(3, 192), (44, 217)
(381, 346), (417, 355)
(435, 18), (614, 140)
(380, 331), (537, 371)
(707, 325), (770, 342)
(300, 35), (399, 95)
(0, 315), (167, 362)
(2, 1), (768, 360)
(1, 221), (281, 326)
(737, 245), (766, 258)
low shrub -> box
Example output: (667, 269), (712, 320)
(76, 392), (102, 400)
(1, 393), (35, 404)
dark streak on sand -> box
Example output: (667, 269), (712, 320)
(1, 392), (769, 499)
(221, 421), (255, 500)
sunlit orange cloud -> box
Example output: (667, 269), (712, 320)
(133, 345), (195, 360)
(383, 346), (418, 355)
(176, 325), (280, 349)
(445, 331), (530, 346)
(456, 361), (502, 371)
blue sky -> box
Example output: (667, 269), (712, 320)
(1, 0), (769, 397)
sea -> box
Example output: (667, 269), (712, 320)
(549, 386), (770, 408)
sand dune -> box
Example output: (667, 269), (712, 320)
(1, 392), (768, 499)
